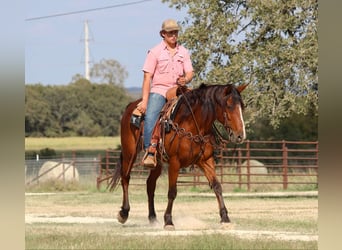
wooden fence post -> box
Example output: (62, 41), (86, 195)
(315, 141), (319, 169)
(238, 148), (242, 190)
(246, 140), (250, 191)
(72, 151), (76, 181)
(282, 141), (288, 190)
(106, 150), (110, 175)
(97, 154), (102, 190)
(219, 148), (223, 184)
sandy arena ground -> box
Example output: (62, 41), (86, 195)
(25, 191), (318, 242)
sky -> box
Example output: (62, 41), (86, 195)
(25, 0), (188, 88)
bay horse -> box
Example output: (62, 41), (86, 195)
(109, 83), (247, 230)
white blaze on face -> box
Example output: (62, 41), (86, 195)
(238, 105), (246, 140)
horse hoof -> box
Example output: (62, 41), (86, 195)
(149, 220), (160, 228)
(149, 217), (158, 225)
(117, 212), (128, 224)
(220, 222), (234, 230)
(164, 224), (175, 231)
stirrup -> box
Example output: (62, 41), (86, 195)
(143, 151), (157, 168)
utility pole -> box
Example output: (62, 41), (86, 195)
(83, 20), (91, 81)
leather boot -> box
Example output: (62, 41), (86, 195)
(143, 144), (157, 168)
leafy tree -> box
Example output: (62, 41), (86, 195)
(96, 84), (128, 135)
(71, 73), (85, 83)
(25, 79), (133, 137)
(43, 85), (75, 136)
(248, 111), (318, 141)
(90, 59), (128, 86)
(164, 0), (318, 129)
(67, 110), (102, 136)
(25, 84), (52, 136)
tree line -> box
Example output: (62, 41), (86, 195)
(25, 78), (317, 140)
(25, 79), (133, 137)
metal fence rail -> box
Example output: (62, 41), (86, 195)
(25, 140), (318, 191)
(178, 140), (318, 191)
(25, 154), (99, 186)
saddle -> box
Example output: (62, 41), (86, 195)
(160, 85), (190, 129)
(130, 102), (144, 128)
(130, 86), (190, 161)
(130, 86), (190, 129)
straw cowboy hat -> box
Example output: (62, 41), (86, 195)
(160, 19), (180, 32)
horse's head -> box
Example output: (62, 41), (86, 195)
(218, 84), (247, 144)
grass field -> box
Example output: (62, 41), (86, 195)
(25, 187), (318, 249)
(25, 136), (121, 151)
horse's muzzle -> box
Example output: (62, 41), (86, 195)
(229, 131), (245, 144)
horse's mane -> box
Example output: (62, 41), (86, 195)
(177, 83), (244, 121)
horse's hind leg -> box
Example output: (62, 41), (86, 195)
(118, 171), (130, 224)
(146, 162), (162, 224)
(117, 99), (142, 224)
(117, 151), (136, 224)
(200, 158), (231, 224)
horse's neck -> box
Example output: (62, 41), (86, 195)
(177, 100), (216, 135)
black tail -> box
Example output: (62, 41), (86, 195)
(108, 153), (122, 192)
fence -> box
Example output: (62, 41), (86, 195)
(177, 140), (318, 191)
(25, 153), (99, 186)
(25, 140), (318, 191)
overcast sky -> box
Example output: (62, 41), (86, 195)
(25, 0), (188, 88)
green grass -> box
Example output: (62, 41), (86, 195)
(25, 186), (318, 249)
(25, 229), (317, 250)
(25, 136), (121, 151)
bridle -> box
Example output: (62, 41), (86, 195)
(223, 112), (232, 137)
(177, 86), (201, 135)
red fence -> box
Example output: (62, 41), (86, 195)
(97, 140), (318, 191)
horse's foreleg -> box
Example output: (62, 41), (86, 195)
(146, 163), (162, 224)
(164, 186), (177, 229)
(200, 158), (231, 224)
(164, 163), (179, 230)
(211, 178), (230, 223)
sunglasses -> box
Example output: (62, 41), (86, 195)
(165, 30), (179, 37)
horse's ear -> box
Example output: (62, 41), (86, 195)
(236, 84), (248, 93)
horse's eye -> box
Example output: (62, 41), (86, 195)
(226, 97), (236, 110)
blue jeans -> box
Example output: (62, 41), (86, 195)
(143, 93), (166, 150)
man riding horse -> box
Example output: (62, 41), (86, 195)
(135, 19), (194, 168)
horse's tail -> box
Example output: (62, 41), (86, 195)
(108, 153), (122, 192)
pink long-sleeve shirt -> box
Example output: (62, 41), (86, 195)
(142, 41), (193, 97)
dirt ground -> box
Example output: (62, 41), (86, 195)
(25, 191), (318, 242)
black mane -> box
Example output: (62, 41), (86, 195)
(176, 83), (244, 121)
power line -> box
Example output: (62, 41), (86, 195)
(26, 0), (151, 21)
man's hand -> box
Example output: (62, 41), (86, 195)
(176, 75), (187, 86)
(137, 100), (147, 114)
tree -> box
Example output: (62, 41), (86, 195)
(163, 0), (318, 129)
(25, 80), (133, 137)
(90, 59), (128, 86)
(25, 84), (53, 136)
